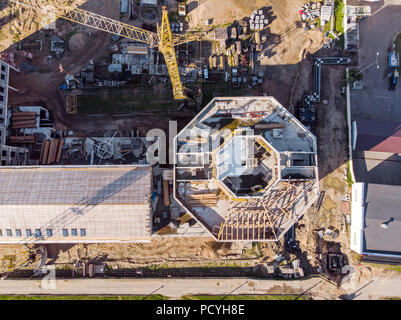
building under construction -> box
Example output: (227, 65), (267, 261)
(0, 165), (153, 243)
(0, 60), (29, 166)
(174, 97), (319, 241)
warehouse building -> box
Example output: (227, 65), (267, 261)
(0, 165), (153, 243)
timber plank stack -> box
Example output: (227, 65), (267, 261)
(186, 193), (217, 206)
(254, 122), (285, 130)
(9, 136), (35, 144)
(163, 179), (170, 206)
(39, 139), (64, 165)
(11, 112), (37, 129)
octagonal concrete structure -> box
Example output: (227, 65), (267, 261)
(174, 97), (319, 241)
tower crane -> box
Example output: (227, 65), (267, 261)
(10, 0), (199, 100)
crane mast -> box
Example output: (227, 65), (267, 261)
(10, 0), (188, 100)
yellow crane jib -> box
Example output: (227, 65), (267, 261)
(10, 0), (188, 100)
(158, 6), (186, 100)
(63, 8), (160, 47)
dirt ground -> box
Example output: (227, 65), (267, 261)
(0, 0), (156, 133)
(187, 0), (290, 30)
(0, 0), (399, 286)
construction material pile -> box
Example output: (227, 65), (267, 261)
(39, 139), (64, 165)
(298, 2), (322, 22)
(170, 22), (184, 33)
(9, 136), (35, 144)
(249, 9), (268, 31)
(11, 112), (37, 129)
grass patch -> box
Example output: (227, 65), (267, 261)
(77, 81), (252, 114)
(182, 295), (308, 300)
(350, 252), (361, 264)
(201, 81), (251, 105)
(334, 0), (345, 34)
(147, 261), (249, 270)
(385, 265), (401, 273)
(346, 161), (354, 189)
(213, 22), (232, 28)
(13, 32), (20, 43)
(168, 11), (180, 23)
(323, 19), (332, 35)
(0, 295), (168, 300)
(77, 88), (176, 114)
(361, 262), (401, 274)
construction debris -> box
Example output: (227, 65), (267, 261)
(298, 2), (322, 23)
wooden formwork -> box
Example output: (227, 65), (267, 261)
(215, 181), (316, 241)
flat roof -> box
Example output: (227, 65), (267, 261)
(363, 183), (401, 256)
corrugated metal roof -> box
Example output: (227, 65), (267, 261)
(0, 165), (151, 205)
(355, 119), (401, 153)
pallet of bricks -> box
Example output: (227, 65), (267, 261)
(39, 139), (65, 165)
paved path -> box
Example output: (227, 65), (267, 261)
(341, 274), (401, 300)
(0, 278), (322, 299)
(0, 275), (400, 299)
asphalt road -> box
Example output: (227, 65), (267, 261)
(350, 0), (401, 122)
(0, 278), (321, 299)
(0, 275), (400, 299)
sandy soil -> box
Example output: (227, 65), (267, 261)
(0, 238), (262, 272)
(0, 0), (120, 128)
(187, 0), (274, 28)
